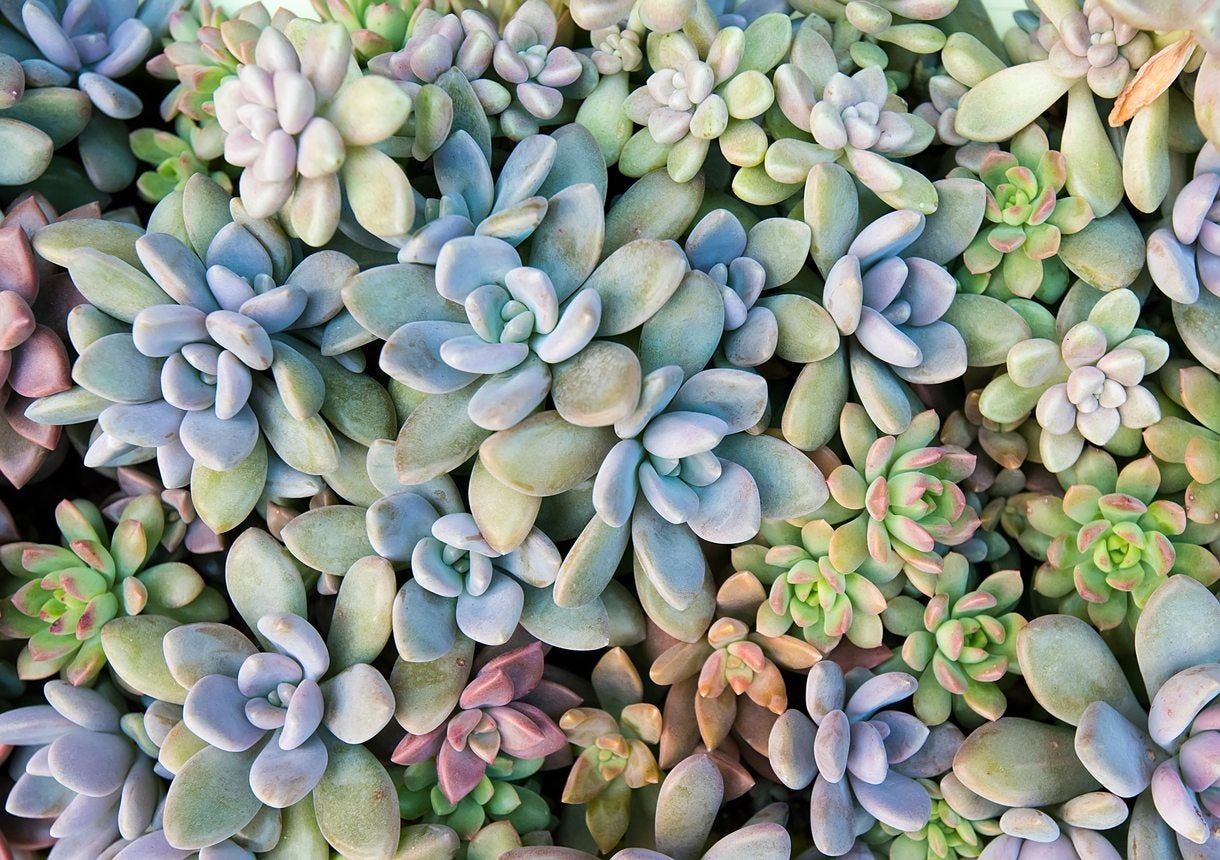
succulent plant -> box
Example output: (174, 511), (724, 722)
(621, 15), (789, 184)
(679, 208), (812, 369)
(589, 24), (643, 76)
(101, 465), (222, 555)
(769, 662), (944, 855)
(954, 0), (1157, 217)
(392, 642), (579, 806)
(959, 124), (1094, 300)
(882, 556), (1026, 724)
(397, 754), (552, 842)
(0, 496), (225, 685)
(1014, 576), (1220, 857)
(129, 118), (231, 202)
(377, 496), (561, 656)
(0, 681), (164, 858)
(1, 0), (1219, 856)
(560, 648), (663, 853)
(1145, 363), (1220, 525)
(382, 233), (607, 429)
(734, 518), (892, 653)
(311, 0), (410, 61)
(213, 20), (414, 246)
(822, 206), (967, 385)
(795, 172), (1000, 437)
(1016, 449), (1220, 630)
(368, 9), (508, 160)
(1148, 144), (1220, 307)
(0, 194), (88, 488)
(771, 60), (935, 211)
(27, 176), (395, 534)
(145, 0), (266, 123)
(878, 774), (1002, 860)
(810, 405), (980, 598)
(979, 286), (1167, 472)
(390, 126), (605, 268)
(492, 0), (587, 140)
(550, 364), (827, 619)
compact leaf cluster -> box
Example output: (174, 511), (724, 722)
(0, 0), (1219, 858)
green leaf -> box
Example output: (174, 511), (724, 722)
(603, 169), (704, 256)
(1061, 80), (1123, 219)
(716, 433), (828, 520)
(953, 718), (1100, 807)
(941, 294), (1032, 367)
(1135, 575), (1220, 698)
(1057, 209), (1144, 291)
(585, 239), (689, 336)
(224, 529), (308, 645)
(99, 615), (187, 704)
(479, 411), (616, 497)
(782, 346), (848, 450)
(394, 386), (491, 485)
(468, 458), (539, 555)
(1, 87), (90, 148)
(65, 249), (168, 323)
(1016, 614), (1143, 726)
(280, 505), (374, 577)
(0, 118), (51, 184)
(163, 745), (261, 850)
(314, 738), (401, 858)
(327, 556), (395, 672)
(191, 437), (267, 534)
(249, 377), (340, 476)
(389, 636), (474, 734)
(638, 270), (724, 378)
(954, 60), (1074, 143)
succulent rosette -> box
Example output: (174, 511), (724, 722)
(3, 0), (1220, 857)
(310, 0), (409, 62)
(810, 405), (980, 598)
(980, 576), (1220, 858)
(0, 496), (225, 686)
(734, 518), (893, 653)
(649, 573), (819, 769)
(560, 648), (663, 853)
(492, 0), (587, 140)
(547, 365), (827, 624)
(793, 168), (1018, 440)
(26, 175), (396, 534)
(960, 124), (1094, 299)
(97, 542), (402, 857)
(0, 681), (164, 859)
(674, 207), (814, 370)
(770, 59), (936, 211)
(391, 642), (579, 806)
(0, 194), (87, 488)
(881, 555), (1026, 724)
(1145, 363), (1220, 525)
(954, 0), (1153, 217)
(1016, 450), (1220, 630)
(979, 286), (1167, 472)
(213, 20), (414, 246)
(382, 233), (607, 430)
(145, 0), (266, 122)
(368, 9), (509, 160)
(620, 14), (789, 185)
(769, 661), (959, 856)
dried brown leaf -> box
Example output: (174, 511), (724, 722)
(1110, 36), (1196, 126)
